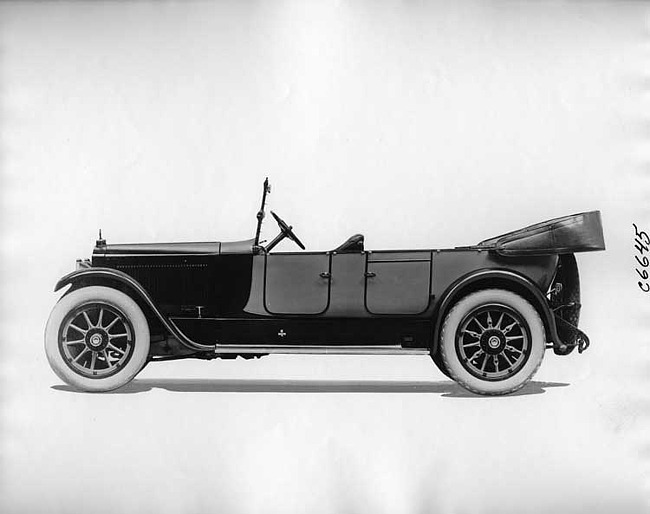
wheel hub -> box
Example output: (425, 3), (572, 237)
(480, 329), (506, 355)
(59, 302), (135, 380)
(455, 303), (532, 382)
(86, 328), (108, 351)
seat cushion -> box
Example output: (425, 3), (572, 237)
(333, 234), (364, 253)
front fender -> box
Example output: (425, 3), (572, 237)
(432, 268), (563, 353)
(55, 267), (210, 352)
(56, 267), (141, 293)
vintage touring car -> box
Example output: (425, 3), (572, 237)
(45, 179), (605, 395)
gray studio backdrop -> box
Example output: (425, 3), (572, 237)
(1, 1), (648, 513)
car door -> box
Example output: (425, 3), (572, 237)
(264, 253), (331, 314)
(364, 251), (432, 315)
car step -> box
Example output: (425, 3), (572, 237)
(212, 345), (429, 355)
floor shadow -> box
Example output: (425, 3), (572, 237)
(440, 380), (570, 398)
(52, 379), (569, 397)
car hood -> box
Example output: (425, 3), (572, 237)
(94, 238), (255, 256)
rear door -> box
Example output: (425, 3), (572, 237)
(365, 251), (432, 315)
(264, 253), (331, 315)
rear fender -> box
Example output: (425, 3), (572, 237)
(431, 269), (561, 353)
(55, 268), (209, 352)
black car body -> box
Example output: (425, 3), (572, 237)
(45, 180), (605, 395)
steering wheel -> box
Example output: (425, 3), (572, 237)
(270, 211), (305, 250)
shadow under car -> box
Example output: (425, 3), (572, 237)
(52, 379), (569, 397)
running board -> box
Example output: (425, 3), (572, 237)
(212, 345), (429, 355)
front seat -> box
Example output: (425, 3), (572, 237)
(333, 234), (364, 253)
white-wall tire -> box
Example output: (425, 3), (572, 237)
(45, 286), (150, 392)
(440, 289), (545, 395)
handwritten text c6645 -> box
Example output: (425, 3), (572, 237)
(634, 224), (650, 292)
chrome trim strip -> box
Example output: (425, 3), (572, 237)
(93, 253), (219, 257)
(211, 345), (429, 355)
(369, 258), (431, 263)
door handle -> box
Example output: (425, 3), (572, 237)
(320, 272), (331, 279)
(365, 272), (376, 278)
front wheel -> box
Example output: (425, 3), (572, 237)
(439, 289), (545, 395)
(45, 286), (150, 392)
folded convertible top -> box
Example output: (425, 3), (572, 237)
(478, 210), (605, 256)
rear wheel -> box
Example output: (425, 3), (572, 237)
(440, 289), (545, 395)
(45, 286), (150, 392)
